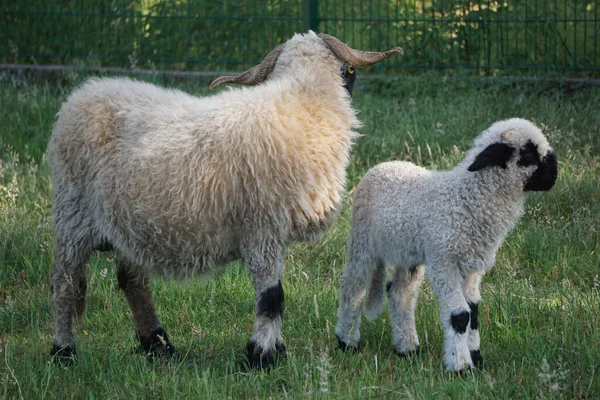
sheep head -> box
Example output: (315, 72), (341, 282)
(209, 31), (403, 92)
(466, 118), (557, 192)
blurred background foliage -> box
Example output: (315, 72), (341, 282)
(1, 0), (598, 75)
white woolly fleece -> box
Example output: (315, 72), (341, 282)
(47, 31), (406, 364)
(47, 31), (361, 279)
(352, 118), (553, 281)
(335, 118), (556, 372)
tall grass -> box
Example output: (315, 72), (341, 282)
(0, 73), (599, 398)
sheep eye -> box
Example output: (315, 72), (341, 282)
(347, 66), (355, 74)
(517, 141), (540, 167)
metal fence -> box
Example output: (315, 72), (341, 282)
(1, 1), (598, 76)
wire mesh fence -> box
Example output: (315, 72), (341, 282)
(1, 0), (598, 76)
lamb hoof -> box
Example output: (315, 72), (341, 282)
(50, 344), (76, 364)
(455, 367), (474, 377)
(336, 335), (359, 352)
(395, 345), (420, 358)
(246, 340), (287, 370)
(445, 364), (474, 376)
(137, 328), (179, 359)
(471, 350), (484, 368)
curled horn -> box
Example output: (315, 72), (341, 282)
(209, 43), (285, 90)
(317, 33), (403, 68)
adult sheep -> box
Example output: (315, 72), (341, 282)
(47, 31), (402, 369)
(335, 118), (557, 372)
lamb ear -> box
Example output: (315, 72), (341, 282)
(468, 143), (515, 172)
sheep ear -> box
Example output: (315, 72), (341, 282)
(468, 143), (515, 172)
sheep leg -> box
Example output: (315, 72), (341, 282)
(334, 257), (378, 351)
(363, 260), (388, 321)
(463, 271), (483, 367)
(245, 249), (286, 369)
(116, 259), (177, 358)
(388, 264), (425, 357)
(50, 233), (92, 359)
(428, 267), (473, 372)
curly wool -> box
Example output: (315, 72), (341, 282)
(335, 118), (556, 372)
(362, 119), (550, 284)
(47, 32), (360, 279)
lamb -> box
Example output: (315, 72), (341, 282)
(335, 118), (557, 372)
(46, 31), (402, 369)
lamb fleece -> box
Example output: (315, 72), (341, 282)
(335, 118), (557, 372)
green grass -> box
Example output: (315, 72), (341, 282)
(1, 73), (599, 398)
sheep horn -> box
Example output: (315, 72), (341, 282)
(318, 33), (403, 68)
(209, 44), (285, 90)
(501, 130), (513, 141)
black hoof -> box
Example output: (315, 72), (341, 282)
(50, 344), (76, 364)
(395, 345), (420, 358)
(246, 340), (287, 370)
(136, 327), (179, 359)
(471, 350), (483, 368)
(455, 367), (474, 377)
(336, 335), (359, 352)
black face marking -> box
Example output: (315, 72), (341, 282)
(517, 140), (540, 167)
(341, 62), (357, 97)
(450, 311), (470, 334)
(468, 143), (515, 172)
(468, 302), (479, 330)
(137, 327), (178, 358)
(524, 151), (557, 191)
(257, 281), (284, 320)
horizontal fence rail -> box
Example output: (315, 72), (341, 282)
(1, 0), (598, 76)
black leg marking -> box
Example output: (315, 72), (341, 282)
(246, 339), (287, 370)
(136, 327), (178, 359)
(336, 335), (359, 352)
(468, 302), (479, 330)
(450, 311), (470, 334)
(386, 281), (392, 293)
(467, 302), (482, 367)
(257, 281), (284, 320)
(471, 350), (483, 368)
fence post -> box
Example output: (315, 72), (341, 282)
(304, 0), (319, 32)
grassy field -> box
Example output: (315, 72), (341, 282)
(1, 72), (599, 399)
